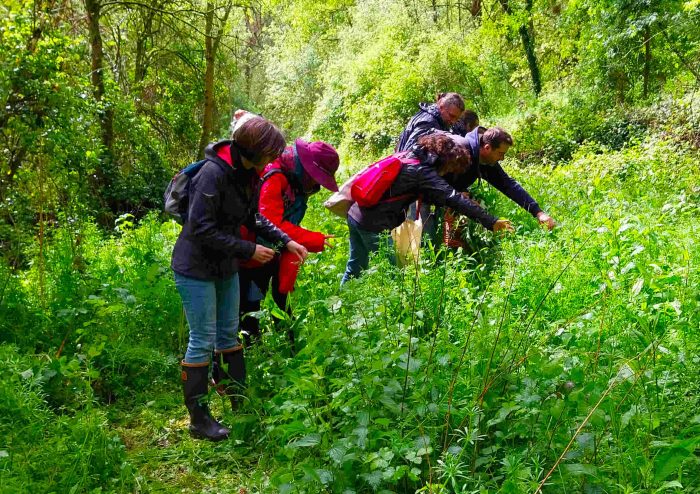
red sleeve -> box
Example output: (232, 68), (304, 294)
(258, 173), (326, 252)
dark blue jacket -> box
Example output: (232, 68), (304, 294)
(347, 148), (499, 233)
(395, 103), (448, 152)
(171, 141), (291, 280)
(445, 127), (542, 217)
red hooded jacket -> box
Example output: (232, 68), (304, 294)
(241, 147), (326, 293)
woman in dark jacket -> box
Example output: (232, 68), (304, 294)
(340, 132), (511, 285)
(172, 116), (307, 441)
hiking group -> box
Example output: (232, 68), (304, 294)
(168, 93), (557, 441)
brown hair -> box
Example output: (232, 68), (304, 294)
(231, 116), (286, 165)
(457, 109), (479, 132)
(480, 127), (513, 149)
(436, 92), (465, 112)
(416, 133), (471, 174)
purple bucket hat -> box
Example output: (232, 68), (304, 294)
(294, 139), (340, 192)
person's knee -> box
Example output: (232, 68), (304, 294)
(184, 338), (215, 364)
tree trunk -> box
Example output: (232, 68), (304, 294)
(643, 25), (651, 98)
(84, 0), (114, 155)
(519, 22), (542, 96)
(470, 0), (481, 17)
(197, 1), (232, 159)
(197, 1), (216, 158)
(134, 7), (155, 84)
(500, 0), (542, 96)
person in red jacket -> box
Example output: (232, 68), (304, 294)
(238, 137), (339, 352)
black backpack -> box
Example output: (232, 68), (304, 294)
(163, 159), (208, 224)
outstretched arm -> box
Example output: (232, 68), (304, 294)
(481, 164), (556, 229)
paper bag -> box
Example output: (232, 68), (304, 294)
(391, 217), (423, 267)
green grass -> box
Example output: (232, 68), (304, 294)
(1, 126), (699, 492)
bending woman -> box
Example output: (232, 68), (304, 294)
(341, 132), (511, 284)
(238, 137), (339, 351)
(171, 116), (307, 441)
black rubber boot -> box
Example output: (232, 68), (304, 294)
(240, 307), (262, 348)
(181, 362), (230, 441)
(210, 351), (225, 396)
(218, 345), (247, 411)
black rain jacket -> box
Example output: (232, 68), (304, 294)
(395, 103), (448, 152)
(171, 141), (291, 280)
(347, 147), (499, 233)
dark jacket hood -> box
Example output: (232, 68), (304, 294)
(419, 103), (443, 123)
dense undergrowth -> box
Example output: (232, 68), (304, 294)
(1, 100), (699, 492)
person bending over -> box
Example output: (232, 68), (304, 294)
(341, 132), (511, 285)
(171, 116), (307, 441)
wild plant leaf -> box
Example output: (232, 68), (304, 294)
(361, 471), (382, 489)
(631, 278), (644, 295)
(654, 447), (693, 481)
(621, 405), (640, 428)
(656, 480), (684, 491)
(328, 445), (347, 464)
(610, 363), (635, 384)
(287, 433), (321, 449)
(563, 463), (598, 476)
(301, 464), (321, 482)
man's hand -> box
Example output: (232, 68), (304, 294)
(252, 244), (275, 264)
(323, 234), (335, 249)
(493, 218), (515, 234)
(536, 211), (556, 230)
(286, 240), (308, 263)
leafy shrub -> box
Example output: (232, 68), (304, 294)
(0, 345), (134, 492)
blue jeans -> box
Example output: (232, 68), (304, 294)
(341, 216), (393, 286)
(174, 272), (241, 364)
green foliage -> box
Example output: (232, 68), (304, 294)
(0, 345), (133, 492)
(307, 0), (499, 161)
(1, 114), (699, 491)
(1, 0), (700, 491)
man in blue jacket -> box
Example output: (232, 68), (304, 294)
(395, 93), (465, 154)
(445, 126), (556, 232)
(396, 93), (465, 235)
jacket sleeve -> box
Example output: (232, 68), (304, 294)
(253, 213), (292, 247)
(417, 167), (498, 230)
(259, 174), (326, 252)
(188, 168), (256, 259)
(481, 163), (542, 216)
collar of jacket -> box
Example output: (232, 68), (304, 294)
(204, 140), (243, 170)
(419, 102), (446, 128)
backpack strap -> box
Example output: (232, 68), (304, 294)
(261, 167), (303, 195)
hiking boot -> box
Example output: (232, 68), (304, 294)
(181, 361), (229, 441)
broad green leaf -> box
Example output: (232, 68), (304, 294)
(654, 447), (694, 481)
(287, 433), (321, 449)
